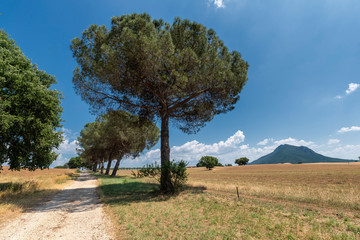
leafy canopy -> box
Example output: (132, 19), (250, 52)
(66, 156), (83, 169)
(197, 156), (220, 170)
(235, 157), (249, 166)
(0, 30), (63, 170)
(77, 111), (159, 168)
(71, 13), (248, 133)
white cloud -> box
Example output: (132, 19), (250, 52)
(318, 144), (360, 160)
(328, 139), (340, 145)
(51, 128), (79, 167)
(209, 0), (226, 8)
(257, 138), (273, 146)
(121, 131), (317, 167)
(273, 137), (315, 147)
(338, 126), (360, 134)
(346, 83), (360, 95)
(335, 83), (360, 99)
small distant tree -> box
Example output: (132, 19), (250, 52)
(197, 156), (219, 170)
(235, 157), (249, 166)
(66, 156), (83, 169)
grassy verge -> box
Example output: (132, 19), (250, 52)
(0, 167), (78, 224)
(96, 171), (360, 240)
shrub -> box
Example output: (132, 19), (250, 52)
(134, 160), (188, 193)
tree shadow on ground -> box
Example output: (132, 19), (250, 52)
(96, 174), (206, 206)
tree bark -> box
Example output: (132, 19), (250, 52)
(105, 153), (112, 175)
(160, 110), (174, 193)
(100, 158), (104, 174)
(111, 154), (123, 177)
(92, 162), (97, 172)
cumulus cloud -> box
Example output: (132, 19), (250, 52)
(209, 0), (226, 8)
(257, 138), (273, 146)
(318, 144), (360, 160)
(52, 128), (79, 167)
(346, 83), (360, 94)
(335, 83), (360, 99)
(338, 126), (360, 134)
(273, 137), (315, 147)
(121, 131), (317, 167)
(328, 139), (340, 145)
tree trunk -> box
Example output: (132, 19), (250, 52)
(160, 110), (174, 193)
(100, 158), (104, 174)
(105, 153), (112, 175)
(92, 162), (97, 172)
(111, 156), (122, 177)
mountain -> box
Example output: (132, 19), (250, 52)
(251, 144), (354, 164)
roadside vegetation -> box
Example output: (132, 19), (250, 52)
(0, 167), (77, 224)
(97, 163), (360, 239)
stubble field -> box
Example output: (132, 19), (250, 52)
(98, 163), (360, 239)
(0, 167), (77, 224)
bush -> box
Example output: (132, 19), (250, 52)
(235, 157), (249, 166)
(133, 160), (188, 192)
(54, 165), (67, 169)
(197, 156), (219, 170)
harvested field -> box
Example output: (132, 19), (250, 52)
(187, 163), (360, 210)
(99, 163), (360, 239)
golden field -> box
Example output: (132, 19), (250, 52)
(0, 167), (77, 224)
(98, 163), (360, 239)
(187, 163), (360, 210)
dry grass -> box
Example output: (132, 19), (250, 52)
(0, 167), (77, 224)
(98, 163), (360, 239)
(186, 163), (360, 210)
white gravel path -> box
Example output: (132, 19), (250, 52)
(0, 172), (113, 240)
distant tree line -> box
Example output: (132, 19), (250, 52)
(76, 111), (159, 177)
(196, 156), (249, 169)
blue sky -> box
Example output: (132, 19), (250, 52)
(2, 0), (360, 167)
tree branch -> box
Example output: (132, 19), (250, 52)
(168, 88), (210, 112)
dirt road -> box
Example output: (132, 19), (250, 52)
(0, 172), (113, 240)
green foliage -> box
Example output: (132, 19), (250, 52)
(197, 156), (219, 170)
(71, 13), (248, 192)
(54, 165), (67, 169)
(135, 160), (188, 192)
(0, 30), (63, 170)
(77, 111), (159, 174)
(225, 164), (232, 166)
(66, 156), (83, 169)
(235, 157), (249, 166)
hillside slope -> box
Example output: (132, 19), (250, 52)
(251, 144), (353, 164)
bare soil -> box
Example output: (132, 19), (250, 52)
(0, 172), (113, 240)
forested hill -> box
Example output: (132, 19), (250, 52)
(251, 144), (354, 164)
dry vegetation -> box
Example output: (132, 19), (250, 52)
(187, 163), (360, 211)
(98, 163), (360, 239)
(0, 167), (77, 224)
